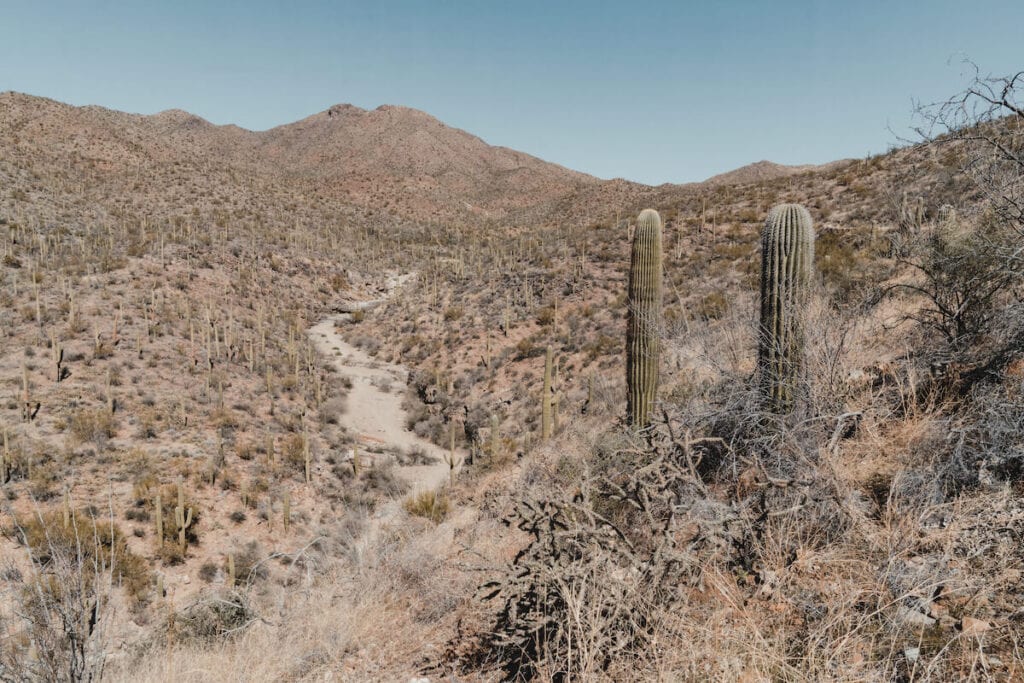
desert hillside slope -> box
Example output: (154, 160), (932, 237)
(0, 92), (626, 226)
(1, 81), (1023, 682)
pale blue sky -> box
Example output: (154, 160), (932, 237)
(2, 1), (1021, 184)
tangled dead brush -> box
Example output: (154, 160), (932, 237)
(474, 413), (754, 680)
(469, 381), (1024, 680)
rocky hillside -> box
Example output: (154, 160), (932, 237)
(0, 92), (626, 226)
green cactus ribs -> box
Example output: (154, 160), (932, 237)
(626, 208), (663, 428)
(758, 203), (815, 413)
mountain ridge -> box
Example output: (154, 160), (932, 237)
(0, 91), (854, 226)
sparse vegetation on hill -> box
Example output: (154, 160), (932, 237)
(1, 68), (1023, 680)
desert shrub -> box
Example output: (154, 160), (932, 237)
(280, 433), (307, 472)
(474, 430), (730, 679)
(171, 592), (256, 644)
(534, 305), (555, 326)
(403, 489), (449, 523)
(27, 461), (60, 501)
(319, 397), (347, 425)
(695, 290), (729, 320)
(231, 541), (268, 587)
(362, 462), (408, 497)
(398, 445), (436, 466)
(817, 225), (890, 301)
(514, 336), (544, 360)
(69, 408), (116, 447)
(893, 215), (1018, 347)
(582, 334), (617, 361)
(124, 507), (150, 523)
(198, 562), (219, 583)
(8, 511), (151, 606)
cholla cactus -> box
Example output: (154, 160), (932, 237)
(626, 209), (663, 428)
(758, 203), (815, 413)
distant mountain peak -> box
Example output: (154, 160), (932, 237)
(703, 159), (849, 186)
(326, 103), (366, 118)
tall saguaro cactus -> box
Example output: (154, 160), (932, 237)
(758, 203), (815, 413)
(175, 479), (194, 555)
(541, 346), (554, 440)
(627, 209), (663, 428)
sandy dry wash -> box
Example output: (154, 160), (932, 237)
(309, 313), (453, 494)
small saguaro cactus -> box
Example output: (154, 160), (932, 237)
(50, 333), (63, 383)
(541, 346), (554, 440)
(175, 480), (194, 554)
(489, 413), (500, 460)
(303, 428), (312, 484)
(1, 428), (9, 484)
(626, 209), (663, 428)
(154, 490), (164, 548)
(20, 365), (32, 422)
(758, 203), (815, 413)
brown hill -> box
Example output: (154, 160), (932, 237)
(2, 92), (863, 230)
(703, 158), (851, 186)
(0, 92), (615, 225)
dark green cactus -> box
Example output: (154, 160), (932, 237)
(758, 203), (815, 413)
(626, 209), (663, 428)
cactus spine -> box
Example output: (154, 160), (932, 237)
(758, 203), (815, 413)
(626, 209), (663, 428)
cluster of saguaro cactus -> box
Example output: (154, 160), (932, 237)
(626, 209), (663, 428)
(758, 203), (815, 413)
(175, 480), (194, 554)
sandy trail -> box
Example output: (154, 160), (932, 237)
(308, 306), (454, 496)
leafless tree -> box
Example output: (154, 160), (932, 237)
(913, 63), (1023, 233)
(890, 65), (1024, 360)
